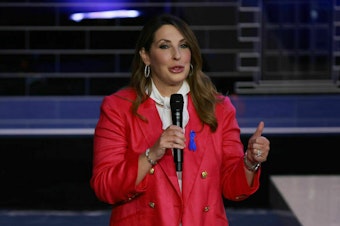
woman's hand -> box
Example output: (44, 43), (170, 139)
(149, 125), (186, 161)
(246, 121), (270, 163)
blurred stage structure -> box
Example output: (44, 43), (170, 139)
(1, 0), (339, 96)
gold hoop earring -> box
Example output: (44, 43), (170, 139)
(144, 65), (150, 78)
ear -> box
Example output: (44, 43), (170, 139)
(139, 48), (150, 65)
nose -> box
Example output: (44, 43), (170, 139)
(172, 47), (181, 60)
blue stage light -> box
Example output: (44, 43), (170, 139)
(70, 9), (140, 22)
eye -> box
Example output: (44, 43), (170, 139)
(180, 43), (189, 48)
(159, 44), (170, 49)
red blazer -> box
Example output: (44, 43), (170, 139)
(91, 88), (260, 226)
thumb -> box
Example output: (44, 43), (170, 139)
(252, 121), (264, 137)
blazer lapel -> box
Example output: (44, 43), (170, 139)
(136, 98), (163, 147)
(182, 95), (210, 202)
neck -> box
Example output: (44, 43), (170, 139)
(151, 79), (183, 97)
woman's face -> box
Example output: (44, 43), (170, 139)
(140, 25), (191, 96)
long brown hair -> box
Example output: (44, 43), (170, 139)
(129, 14), (222, 132)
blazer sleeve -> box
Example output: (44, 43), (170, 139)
(90, 95), (149, 205)
(218, 96), (260, 201)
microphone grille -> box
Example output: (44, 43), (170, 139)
(170, 94), (184, 111)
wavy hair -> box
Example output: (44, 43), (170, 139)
(129, 14), (223, 132)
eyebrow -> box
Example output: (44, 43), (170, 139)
(156, 39), (170, 44)
(155, 38), (186, 44)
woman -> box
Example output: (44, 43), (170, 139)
(91, 14), (270, 226)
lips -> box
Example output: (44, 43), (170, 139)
(169, 66), (185, 73)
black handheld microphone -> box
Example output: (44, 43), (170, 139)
(170, 94), (184, 172)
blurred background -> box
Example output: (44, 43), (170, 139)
(0, 0), (339, 225)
